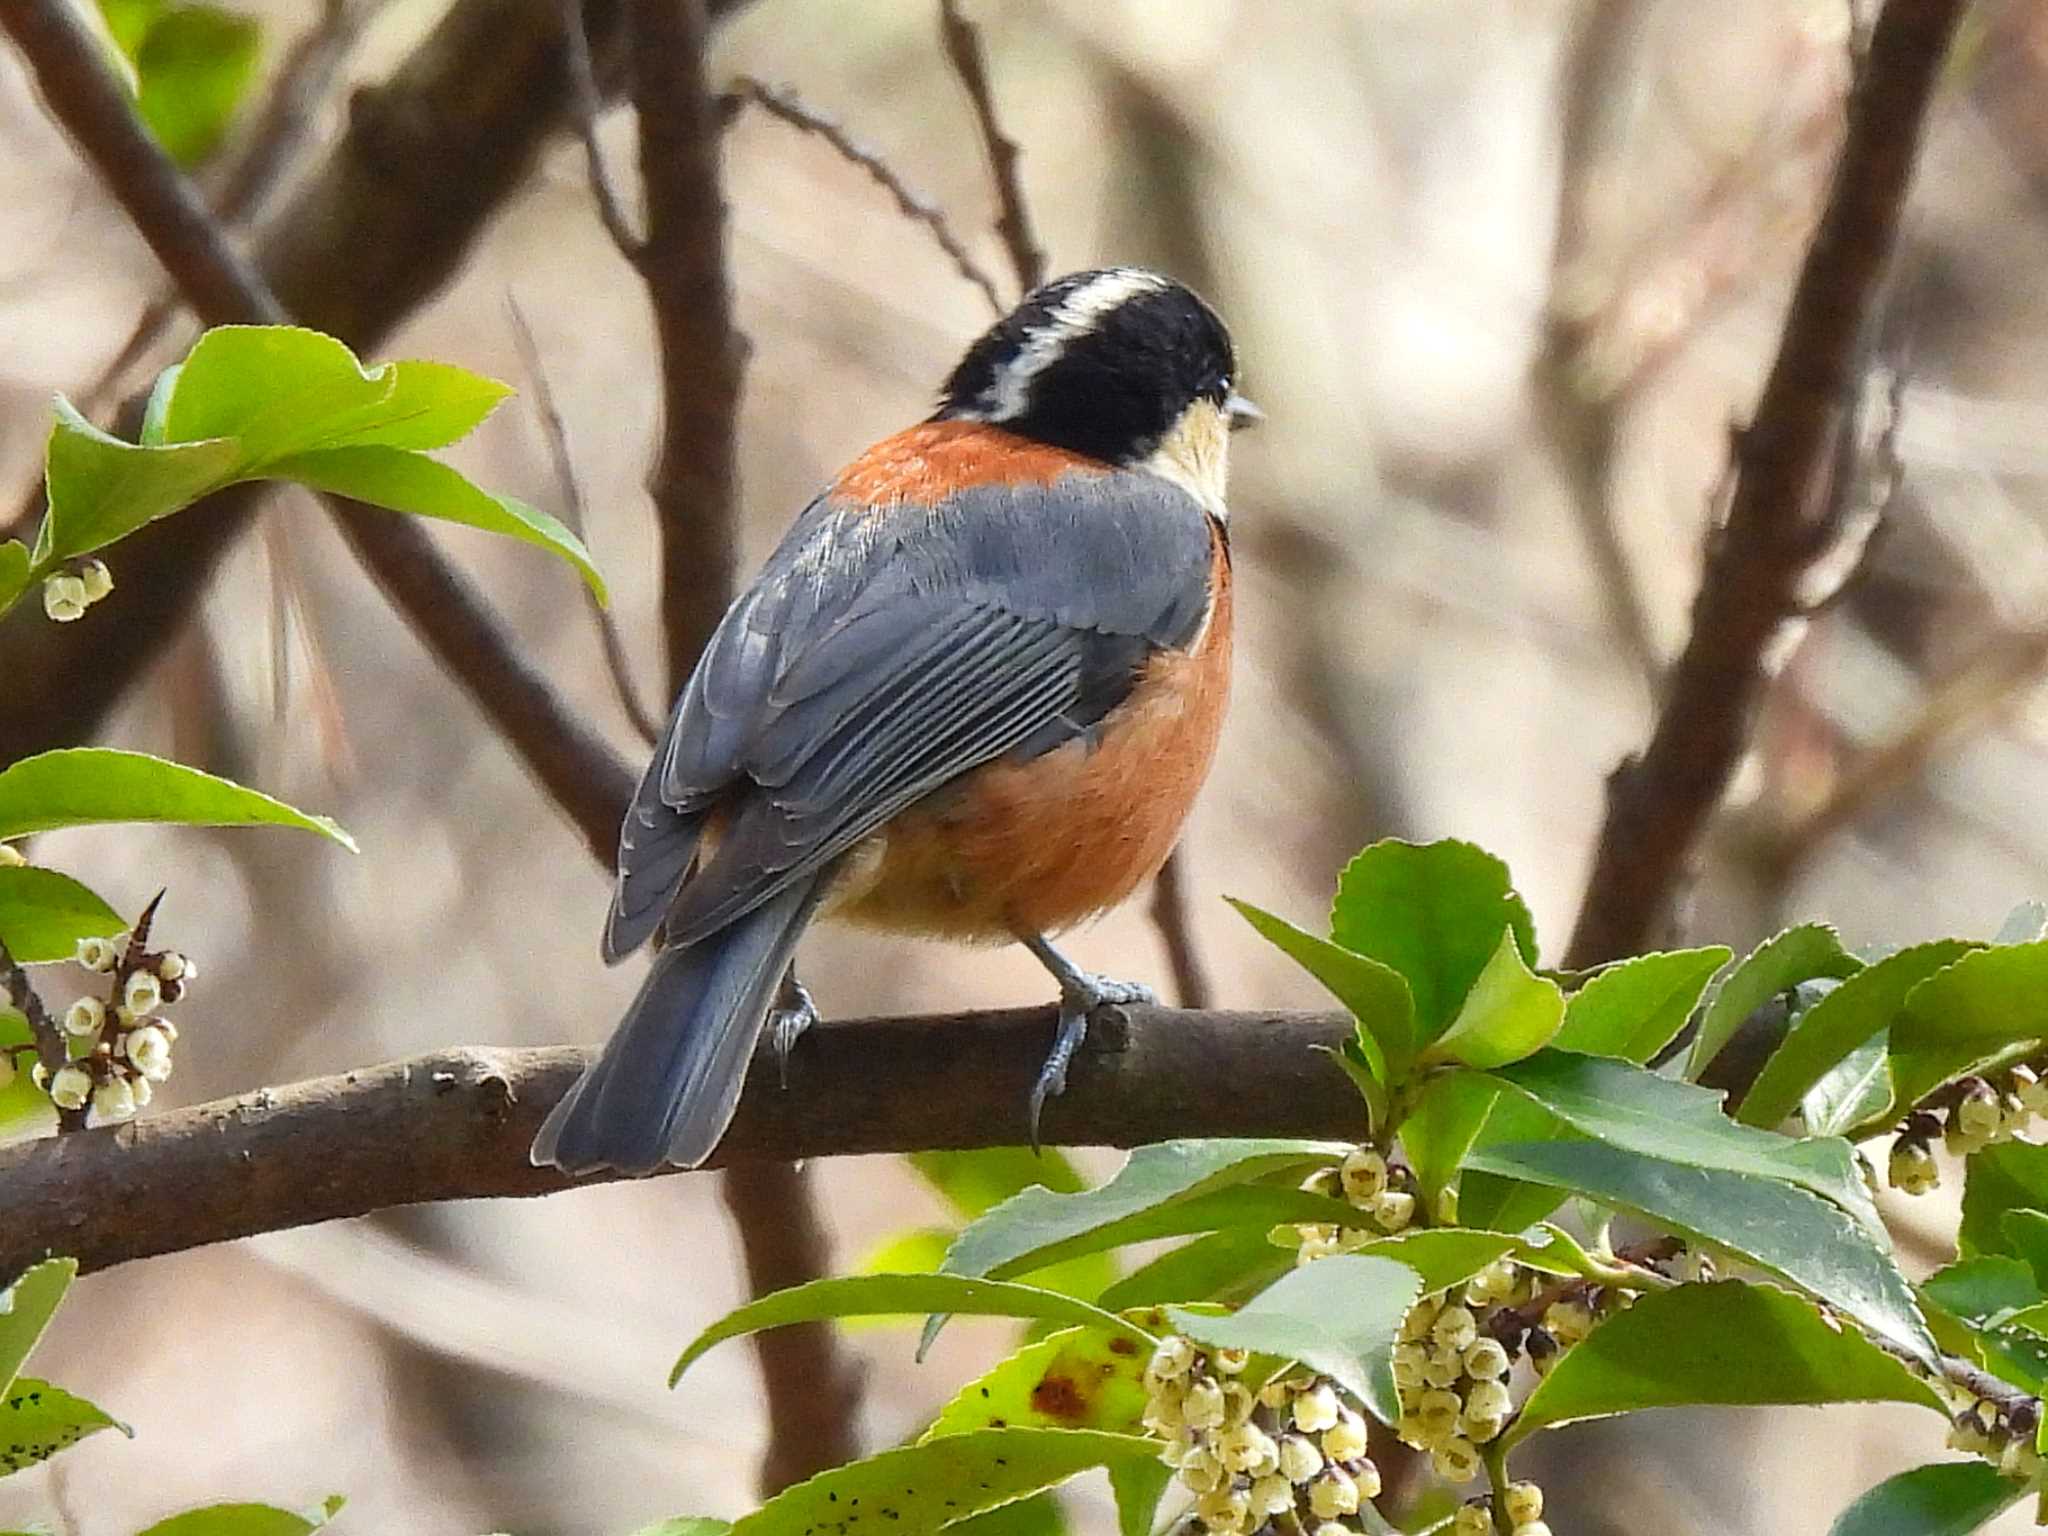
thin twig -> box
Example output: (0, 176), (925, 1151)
(937, 0), (1046, 295)
(724, 77), (1005, 316)
(1563, 0), (1970, 969)
(1149, 848), (1213, 1009)
(505, 294), (662, 745)
(0, 1005), (1365, 1282)
(557, 0), (644, 259)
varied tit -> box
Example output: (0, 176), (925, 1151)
(534, 266), (1257, 1175)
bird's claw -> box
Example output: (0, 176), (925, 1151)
(769, 976), (819, 1089)
(1027, 970), (1157, 1152)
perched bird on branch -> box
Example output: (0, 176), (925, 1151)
(534, 267), (1256, 1174)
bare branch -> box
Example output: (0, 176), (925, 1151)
(937, 0), (1046, 295)
(1563, 0), (1969, 968)
(1149, 849), (1213, 1010)
(725, 77), (1006, 316)
(0, 1005), (1362, 1283)
(557, 0), (645, 259)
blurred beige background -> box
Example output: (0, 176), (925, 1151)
(5, 0), (2048, 1531)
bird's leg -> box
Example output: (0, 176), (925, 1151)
(1017, 932), (1158, 1150)
(768, 967), (820, 1089)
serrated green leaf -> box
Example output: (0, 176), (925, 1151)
(0, 1377), (127, 1477)
(1892, 943), (2048, 1115)
(1739, 940), (1977, 1128)
(133, 1497), (344, 1536)
(1962, 1142), (2048, 1260)
(1424, 927), (1562, 1069)
(1921, 1256), (2043, 1327)
(0, 542), (28, 614)
(1482, 1051), (1882, 1233)
(0, 867), (126, 964)
(628, 1522), (731, 1536)
(924, 1326), (1148, 1439)
(1688, 924), (1860, 1081)
(1800, 1035), (1893, 1138)
(1345, 1230), (1519, 1294)
(131, 4), (260, 166)
(0, 1260), (75, 1398)
(1168, 1254), (1421, 1425)
(160, 326), (395, 463)
(1552, 947), (1730, 1063)
(1229, 897), (1415, 1078)
(1330, 839), (1537, 1041)
(0, 749), (353, 848)
(330, 360), (511, 450)
(1825, 1462), (2021, 1536)
(1107, 1459), (1172, 1536)
(727, 1428), (1156, 1536)
(671, 1275), (1152, 1388)
(38, 397), (239, 566)
(1505, 1281), (1942, 1447)
(1097, 1227), (1290, 1312)
(1464, 1140), (1934, 1365)
(265, 446), (605, 601)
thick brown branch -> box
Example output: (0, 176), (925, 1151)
(0, 1006), (1359, 1283)
(1562, 0), (1967, 968)
(937, 0), (1047, 295)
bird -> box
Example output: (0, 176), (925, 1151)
(533, 266), (1256, 1176)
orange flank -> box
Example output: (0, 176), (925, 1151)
(829, 419), (1110, 503)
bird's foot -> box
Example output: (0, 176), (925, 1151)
(1026, 965), (1159, 1153)
(769, 975), (820, 1089)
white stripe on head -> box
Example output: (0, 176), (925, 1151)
(975, 269), (1169, 422)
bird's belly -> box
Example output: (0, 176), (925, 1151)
(827, 591), (1232, 941)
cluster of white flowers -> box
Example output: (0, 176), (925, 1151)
(1293, 1148), (1420, 1264)
(1143, 1338), (1382, 1536)
(1889, 1069), (2048, 1196)
(1388, 1271), (1539, 1481)
(41, 560), (114, 623)
(37, 932), (192, 1125)
(1451, 1482), (1551, 1536)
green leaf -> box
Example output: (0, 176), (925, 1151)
(1552, 947), (1731, 1063)
(1167, 1254), (1421, 1425)
(1400, 1071), (1502, 1211)
(1097, 1227), (1290, 1312)
(0, 1377), (127, 1477)
(0, 1259), (76, 1397)
(941, 1140), (1348, 1284)
(0, 541), (28, 614)
(264, 446), (605, 601)
(1329, 839), (1537, 1041)
(1800, 1035), (1893, 1138)
(924, 1326), (1148, 1438)
(1453, 1091), (1572, 1236)
(160, 326), (396, 463)
(0, 867), (126, 964)
(1825, 1462), (2022, 1536)
(1688, 924), (1860, 1080)
(2003, 1210), (2048, 1291)
(628, 1522), (731, 1536)
(1962, 1142), (2048, 1260)
(140, 363), (181, 446)
(726, 1428), (1157, 1536)
(1482, 1051), (1882, 1233)
(130, 4), (261, 166)
(1892, 943), (2048, 1115)
(1465, 1140), (1935, 1365)
(0, 749), (354, 848)
(1506, 1281), (1942, 1447)
(1739, 941), (1978, 1128)
(1107, 1459), (1173, 1536)
(1229, 897), (1416, 1079)
(1922, 1256), (2043, 1327)
(1423, 928), (1562, 1069)
(1345, 1230), (1520, 1294)
(133, 1497), (345, 1536)
(856, 1228), (954, 1279)
(38, 397), (239, 565)
(671, 1275), (1153, 1388)
(330, 360), (512, 451)
(912, 1149), (1089, 1220)
(943, 1493), (1063, 1536)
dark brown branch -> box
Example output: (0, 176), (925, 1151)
(1149, 849), (1213, 1010)
(724, 77), (1005, 316)
(558, 0), (645, 259)
(0, 938), (70, 1126)
(937, 0), (1047, 295)
(1562, 0), (1968, 969)
(0, 1006), (1360, 1283)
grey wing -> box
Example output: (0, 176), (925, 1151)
(605, 471), (1216, 957)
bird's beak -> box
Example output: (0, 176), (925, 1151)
(1225, 392), (1263, 431)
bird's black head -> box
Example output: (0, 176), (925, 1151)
(935, 270), (1252, 496)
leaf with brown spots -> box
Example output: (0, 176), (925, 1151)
(924, 1327), (1150, 1440)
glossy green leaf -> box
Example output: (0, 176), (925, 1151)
(1483, 1051), (1881, 1232)
(1167, 1254), (1421, 1425)
(0, 542), (28, 613)
(628, 1522), (731, 1536)
(1962, 1141), (2048, 1260)
(0, 1377), (127, 1477)
(1688, 924), (1860, 1080)
(1453, 1091), (1571, 1236)
(140, 362), (181, 446)
(727, 1428), (1156, 1536)
(672, 1275), (1152, 1388)
(1825, 1462), (2021, 1536)
(134, 1496), (345, 1536)
(1739, 941), (1977, 1128)
(1229, 897), (1416, 1078)
(1464, 1140), (1934, 1365)
(130, 4), (260, 166)
(1552, 947), (1730, 1063)
(0, 1259), (76, 1397)
(1506, 1281), (1941, 1447)
(264, 447), (604, 601)
(1107, 1459), (1173, 1536)
(1329, 839), (1536, 1040)
(1424, 928), (1562, 1069)
(1399, 1071), (1500, 1210)
(38, 397), (238, 565)
(944, 1493), (1064, 1536)
(1097, 1227), (1289, 1312)
(1921, 1257), (2043, 1327)
(1800, 1035), (1893, 1138)
(2003, 1210), (2048, 1291)
(328, 360), (513, 451)
(1345, 1230), (1519, 1294)
(924, 1326), (1148, 1438)
(0, 749), (354, 848)
(1892, 943), (2048, 1115)
(161, 326), (393, 462)
(0, 867), (126, 964)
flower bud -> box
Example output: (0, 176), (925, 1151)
(1148, 1335), (1196, 1382)
(89, 1074), (137, 1125)
(1212, 1346), (1249, 1376)
(1416, 1388), (1463, 1442)
(1321, 1408), (1368, 1464)
(78, 560), (113, 603)
(158, 951), (191, 983)
(0, 844), (23, 868)
(1194, 1484), (1250, 1534)
(1464, 1337), (1511, 1379)
(1542, 1299), (1594, 1347)
(1513, 1523), (1555, 1536)
(1421, 1344), (1464, 1388)
(1292, 1382), (1341, 1434)
(1371, 1190), (1416, 1232)
(1957, 1078), (2002, 1141)
(63, 996), (105, 1037)
(1401, 1292), (1444, 1338)
(1452, 1504), (1493, 1536)
(42, 574), (88, 622)
(1258, 1377), (1296, 1411)
(1431, 1304), (1478, 1352)
(1306, 1467), (1359, 1520)
(1249, 1474), (1294, 1517)
(1178, 1446), (1224, 1494)
(1431, 1434), (1482, 1483)
(124, 1022), (173, 1082)
(1217, 1422), (1277, 1474)
(48, 1065), (91, 1110)
(1352, 1457), (1382, 1499)
(1183, 1377), (1227, 1431)
(129, 1074), (153, 1108)
(1340, 1146), (1388, 1204)
(1392, 1341), (1427, 1389)
(1277, 1433), (1323, 1484)
(1504, 1482), (1544, 1526)
(1889, 1137), (1938, 1195)
(76, 935), (119, 972)
(123, 969), (163, 1017)
(1463, 1379), (1513, 1423)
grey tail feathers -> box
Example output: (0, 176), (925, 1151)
(532, 874), (824, 1175)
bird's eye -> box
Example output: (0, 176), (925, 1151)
(1209, 376), (1233, 405)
